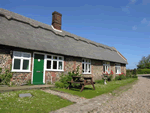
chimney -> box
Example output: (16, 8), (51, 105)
(52, 11), (62, 30)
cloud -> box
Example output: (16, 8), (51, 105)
(142, 0), (150, 5)
(122, 0), (137, 14)
(148, 21), (150, 26)
(121, 6), (130, 14)
(141, 18), (147, 24)
(130, 0), (137, 3)
(132, 25), (137, 30)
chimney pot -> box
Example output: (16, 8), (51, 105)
(52, 11), (62, 30)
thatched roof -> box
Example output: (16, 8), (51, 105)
(0, 8), (127, 64)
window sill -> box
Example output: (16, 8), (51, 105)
(82, 73), (92, 75)
(11, 70), (31, 73)
(45, 69), (64, 72)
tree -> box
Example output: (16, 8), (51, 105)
(137, 55), (150, 69)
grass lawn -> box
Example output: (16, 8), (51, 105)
(0, 89), (73, 113)
(51, 78), (138, 99)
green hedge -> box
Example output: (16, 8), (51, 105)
(137, 69), (150, 74)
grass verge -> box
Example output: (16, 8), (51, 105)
(51, 78), (138, 99)
(0, 89), (73, 113)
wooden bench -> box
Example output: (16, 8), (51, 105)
(67, 76), (95, 92)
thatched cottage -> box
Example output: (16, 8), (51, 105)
(0, 8), (127, 85)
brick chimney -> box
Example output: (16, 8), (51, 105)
(52, 11), (62, 30)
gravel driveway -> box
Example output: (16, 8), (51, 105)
(90, 75), (150, 113)
(49, 75), (150, 113)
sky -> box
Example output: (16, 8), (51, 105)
(1, 0), (150, 69)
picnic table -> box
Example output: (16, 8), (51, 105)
(67, 76), (95, 92)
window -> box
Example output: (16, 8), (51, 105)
(103, 62), (111, 74)
(46, 55), (64, 71)
(12, 51), (31, 72)
(115, 64), (121, 74)
(82, 59), (91, 74)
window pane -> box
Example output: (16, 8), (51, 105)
(89, 64), (91, 73)
(115, 67), (117, 73)
(119, 67), (121, 73)
(82, 59), (84, 62)
(53, 61), (57, 69)
(58, 61), (62, 70)
(85, 64), (87, 72)
(47, 60), (51, 69)
(103, 65), (105, 72)
(47, 55), (51, 59)
(82, 63), (84, 69)
(13, 59), (21, 69)
(23, 53), (30, 58)
(59, 57), (62, 60)
(14, 52), (21, 57)
(53, 56), (57, 59)
(23, 60), (29, 70)
(82, 63), (84, 73)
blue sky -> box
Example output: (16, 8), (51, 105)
(1, 0), (150, 69)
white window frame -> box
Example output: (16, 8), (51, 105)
(45, 54), (64, 71)
(103, 62), (111, 74)
(115, 63), (121, 74)
(82, 59), (91, 74)
(11, 51), (31, 72)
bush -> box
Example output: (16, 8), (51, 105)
(55, 66), (83, 88)
(137, 69), (150, 74)
(115, 76), (120, 80)
(132, 75), (138, 78)
(0, 68), (2, 73)
(55, 81), (65, 88)
(95, 79), (104, 84)
(115, 73), (126, 80)
(0, 69), (12, 85)
(126, 73), (132, 78)
(107, 74), (113, 81)
(26, 80), (32, 85)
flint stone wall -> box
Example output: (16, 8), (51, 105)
(0, 45), (127, 85)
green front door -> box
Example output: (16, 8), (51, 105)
(33, 54), (44, 85)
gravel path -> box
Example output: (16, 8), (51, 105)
(90, 76), (150, 113)
(44, 76), (150, 113)
(42, 89), (87, 103)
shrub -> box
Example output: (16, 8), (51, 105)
(107, 74), (113, 81)
(115, 73), (126, 80)
(115, 76), (120, 80)
(95, 79), (104, 84)
(132, 74), (138, 78)
(55, 66), (83, 88)
(126, 73), (132, 78)
(26, 80), (32, 85)
(0, 69), (12, 85)
(55, 81), (65, 88)
(137, 69), (150, 74)
(0, 68), (2, 73)
(107, 70), (114, 81)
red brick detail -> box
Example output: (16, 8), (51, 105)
(64, 61), (66, 71)
(51, 72), (56, 82)
(52, 11), (62, 30)
(74, 61), (76, 70)
(7, 59), (12, 64)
